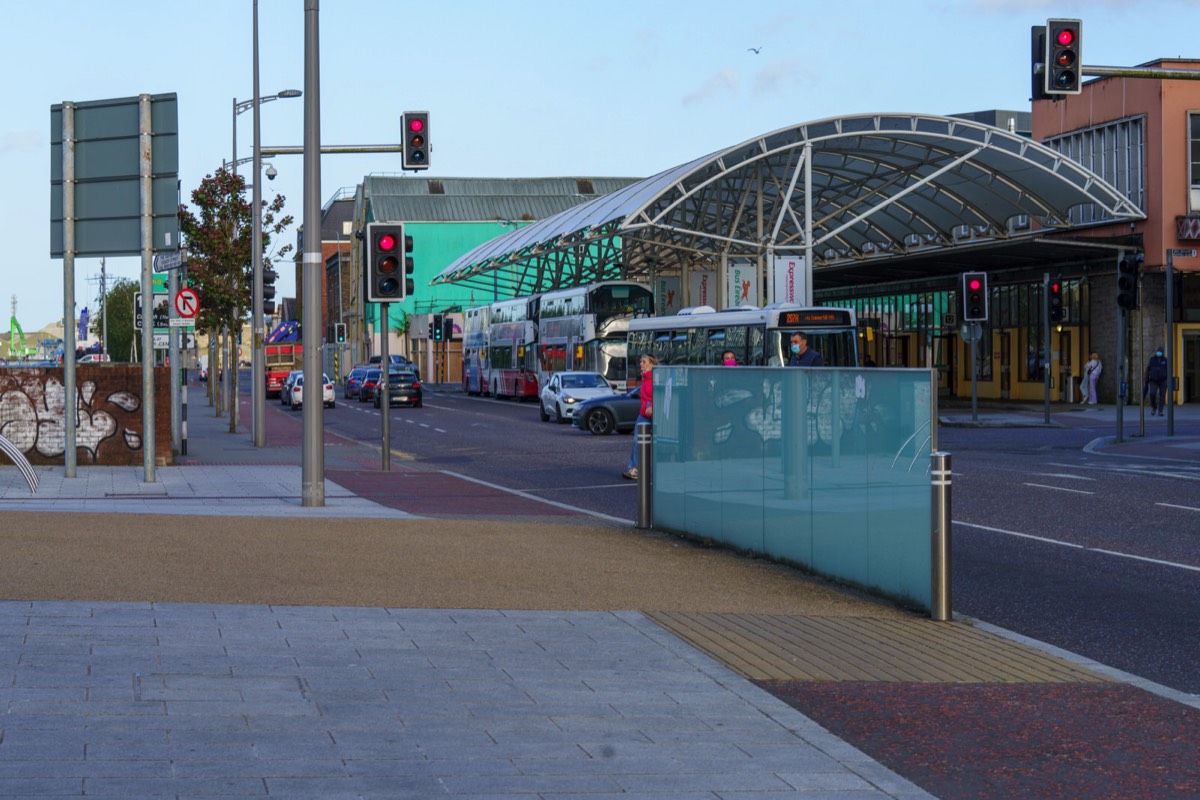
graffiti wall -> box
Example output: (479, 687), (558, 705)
(0, 366), (171, 466)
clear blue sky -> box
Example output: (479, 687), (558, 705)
(3, 0), (1198, 330)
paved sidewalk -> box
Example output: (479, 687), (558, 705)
(1, 382), (1198, 798)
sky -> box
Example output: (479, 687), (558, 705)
(4, 0), (1200, 331)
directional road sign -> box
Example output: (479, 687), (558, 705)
(154, 250), (183, 271)
(153, 331), (196, 350)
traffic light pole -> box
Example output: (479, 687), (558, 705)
(301, 0), (324, 507)
(251, 0), (266, 448)
(1043, 273), (1051, 424)
(380, 303), (390, 472)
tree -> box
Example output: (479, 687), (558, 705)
(179, 168), (292, 427)
(97, 277), (140, 363)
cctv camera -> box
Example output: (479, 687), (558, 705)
(265, 164), (278, 181)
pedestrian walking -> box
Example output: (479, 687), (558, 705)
(623, 354), (657, 481)
(1145, 346), (1169, 416)
(1081, 352), (1101, 405)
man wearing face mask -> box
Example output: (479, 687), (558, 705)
(1145, 346), (1169, 416)
(786, 332), (824, 367)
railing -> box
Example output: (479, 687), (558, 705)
(0, 432), (38, 493)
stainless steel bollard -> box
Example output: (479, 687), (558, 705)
(930, 451), (952, 621)
(635, 421), (653, 529)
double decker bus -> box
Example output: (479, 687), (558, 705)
(535, 281), (654, 391)
(461, 304), (491, 395)
(486, 296), (539, 399)
(625, 304), (859, 384)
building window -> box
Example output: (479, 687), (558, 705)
(1044, 115), (1146, 223)
(1190, 113), (1200, 212)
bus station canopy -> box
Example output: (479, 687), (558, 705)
(432, 113), (1144, 297)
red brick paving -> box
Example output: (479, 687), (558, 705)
(757, 681), (1200, 800)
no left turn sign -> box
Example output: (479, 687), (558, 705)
(175, 287), (200, 319)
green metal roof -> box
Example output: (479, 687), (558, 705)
(363, 175), (642, 223)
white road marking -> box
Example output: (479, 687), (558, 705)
(441, 470), (631, 525)
(1156, 502), (1200, 512)
(1030, 472), (1095, 481)
(957, 521), (1200, 573)
(1022, 482), (1094, 495)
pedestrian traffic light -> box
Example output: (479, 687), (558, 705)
(432, 313), (444, 342)
(402, 111), (430, 170)
(262, 267), (278, 316)
(961, 272), (989, 322)
(1045, 19), (1082, 95)
(1048, 276), (1064, 322)
(365, 222), (409, 302)
(1117, 256), (1140, 311)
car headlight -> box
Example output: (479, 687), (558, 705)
(563, 395), (578, 404)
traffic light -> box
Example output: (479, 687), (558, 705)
(432, 313), (444, 342)
(334, 322), (346, 343)
(365, 222), (412, 302)
(402, 111), (430, 170)
(262, 267), (278, 316)
(961, 272), (989, 322)
(1048, 276), (1064, 322)
(1045, 19), (1082, 95)
(1117, 256), (1140, 311)
(442, 316), (454, 341)
(1030, 26), (1049, 102)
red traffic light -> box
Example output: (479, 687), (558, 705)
(377, 233), (397, 251)
(1056, 28), (1075, 46)
(1051, 282), (1061, 293)
(968, 278), (982, 291)
(408, 117), (424, 133)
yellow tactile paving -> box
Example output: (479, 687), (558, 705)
(646, 612), (1113, 684)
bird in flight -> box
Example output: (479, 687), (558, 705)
(747, 46), (762, 54)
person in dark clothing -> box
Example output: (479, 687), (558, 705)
(1145, 346), (1169, 416)
(786, 332), (824, 367)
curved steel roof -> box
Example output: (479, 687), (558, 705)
(432, 113), (1145, 294)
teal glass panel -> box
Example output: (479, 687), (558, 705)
(652, 366), (933, 611)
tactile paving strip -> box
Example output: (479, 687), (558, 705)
(646, 612), (1112, 683)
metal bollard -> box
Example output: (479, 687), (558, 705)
(181, 374), (188, 457)
(635, 421), (653, 529)
(930, 451), (952, 621)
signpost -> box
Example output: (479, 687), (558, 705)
(52, 93), (178, 484)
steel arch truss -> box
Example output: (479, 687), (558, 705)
(433, 113), (1144, 295)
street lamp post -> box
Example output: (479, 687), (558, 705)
(235, 0), (301, 447)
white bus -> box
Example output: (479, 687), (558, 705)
(625, 304), (859, 384)
(535, 281), (654, 391)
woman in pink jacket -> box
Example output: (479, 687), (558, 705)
(623, 354), (658, 480)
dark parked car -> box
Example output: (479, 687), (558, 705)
(571, 386), (641, 435)
(343, 367), (368, 399)
(358, 368), (383, 403)
(368, 354), (420, 381)
(373, 369), (423, 408)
